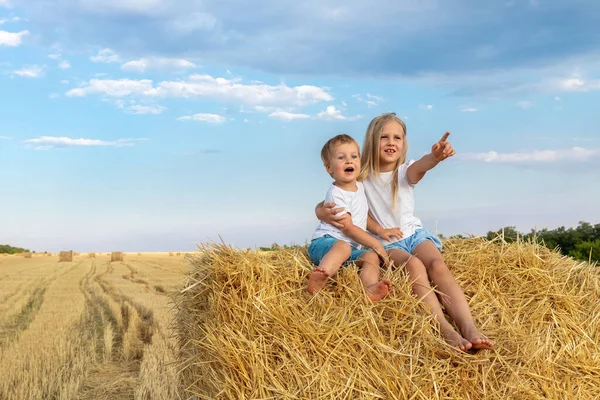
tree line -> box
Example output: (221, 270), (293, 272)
(483, 221), (600, 263)
(0, 244), (32, 254)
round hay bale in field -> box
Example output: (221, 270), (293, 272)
(23, 252), (32, 258)
(58, 251), (73, 262)
(88, 252), (96, 258)
(169, 252), (174, 256)
(176, 238), (600, 399)
(111, 251), (124, 262)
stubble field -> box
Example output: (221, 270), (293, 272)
(0, 252), (191, 400)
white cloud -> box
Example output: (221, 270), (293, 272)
(461, 107), (479, 112)
(60, 79), (69, 84)
(58, 60), (71, 69)
(0, 135), (11, 140)
(0, 0), (10, 8)
(121, 57), (196, 72)
(554, 96), (561, 101)
(517, 100), (533, 109)
(90, 48), (120, 63)
(419, 104), (433, 110)
(0, 30), (28, 46)
(48, 53), (61, 60)
(13, 65), (44, 78)
(24, 136), (148, 148)
(128, 104), (166, 114)
(49, 93), (60, 99)
(315, 105), (360, 121)
(353, 93), (383, 108)
(0, 16), (20, 24)
(462, 147), (599, 163)
(268, 110), (310, 121)
(67, 75), (333, 108)
(178, 113), (226, 124)
(66, 79), (153, 97)
(551, 75), (600, 93)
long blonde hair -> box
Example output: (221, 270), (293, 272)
(359, 113), (408, 210)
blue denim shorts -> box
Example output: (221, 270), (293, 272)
(308, 235), (367, 265)
(384, 229), (442, 254)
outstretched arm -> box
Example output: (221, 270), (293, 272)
(407, 132), (455, 185)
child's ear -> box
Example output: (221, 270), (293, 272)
(325, 163), (333, 175)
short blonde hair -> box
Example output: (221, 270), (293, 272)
(320, 134), (360, 167)
(358, 113), (407, 210)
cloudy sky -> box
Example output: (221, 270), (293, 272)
(1, 0), (599, 252)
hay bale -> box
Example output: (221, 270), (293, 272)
(169, 252), (174, 256)
(23, 252), (32, 258)
(177, 238), (600, 399)
(111, 252), (124, 262)
(58, 251), (73, 262)
(176, 252), (181, 256)
(88, 252), (96, 258)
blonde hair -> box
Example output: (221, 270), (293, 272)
(358, 113), (408, 210)
(320, 134), (360, 175)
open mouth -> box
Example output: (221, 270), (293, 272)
(344, 166), (355, 173)
(385, 148), (396, 154)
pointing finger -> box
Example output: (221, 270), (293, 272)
(439, 132), (450, 143)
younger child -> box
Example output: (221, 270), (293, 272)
(317, 114), (493, 351)
(308, 134), (392, 302)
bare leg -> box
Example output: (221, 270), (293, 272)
(413, 241), (493, 350)
(307, 241), (351, 294)
(356, 251), (391, 302)
(388, 249), (471, 351)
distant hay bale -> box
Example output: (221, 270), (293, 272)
(176, 252), (181, 256)
(169, 252), (174, 256)
(137, 252), (142, 256)
(58, 251), (73, 262)
(176, 239), (600, 399)
(88, 252), (96, 258)
(111, 252), (124, 262)
(23, 252), (32, 258)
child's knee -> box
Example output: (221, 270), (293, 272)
(332, 240), (352, 257)
(427, 259), (449, 276)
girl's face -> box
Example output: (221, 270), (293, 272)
(378, 120), (405, 172)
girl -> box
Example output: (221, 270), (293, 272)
(317, 113), (493, 351)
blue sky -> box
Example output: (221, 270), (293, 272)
(1, 0), (599, 252)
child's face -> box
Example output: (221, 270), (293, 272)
(379, 120), (405, 172)
(326, 142), (360, 184)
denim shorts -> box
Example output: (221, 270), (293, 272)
(384, 228), (442, 254)
(308, 235), (367, 265)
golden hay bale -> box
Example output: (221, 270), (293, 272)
(88, 252), (96, 258)
(169, 252), (174, 256)
(176, 238), (600, 399)
(111, 251), (124, 262)
(23, 252), (32, 258)
(137, 252), (142, 256)
(58, 251), (73, 262)
(176, 252), (181, 256)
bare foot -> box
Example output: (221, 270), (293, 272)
(440, 325), (472, 351)
(461, 325), (494, 350)
(307, 268), (329, 294)
(366, 279), (392, 302)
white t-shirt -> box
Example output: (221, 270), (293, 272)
(362, 160), (423, 246)
(311, 182), (369, 248)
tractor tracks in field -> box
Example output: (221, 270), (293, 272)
(76, 259), (159, 399)
(0, 260), (82, 350)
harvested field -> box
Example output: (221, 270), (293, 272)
(177, 238), (600, 399)
(0, 253), (190, 400)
